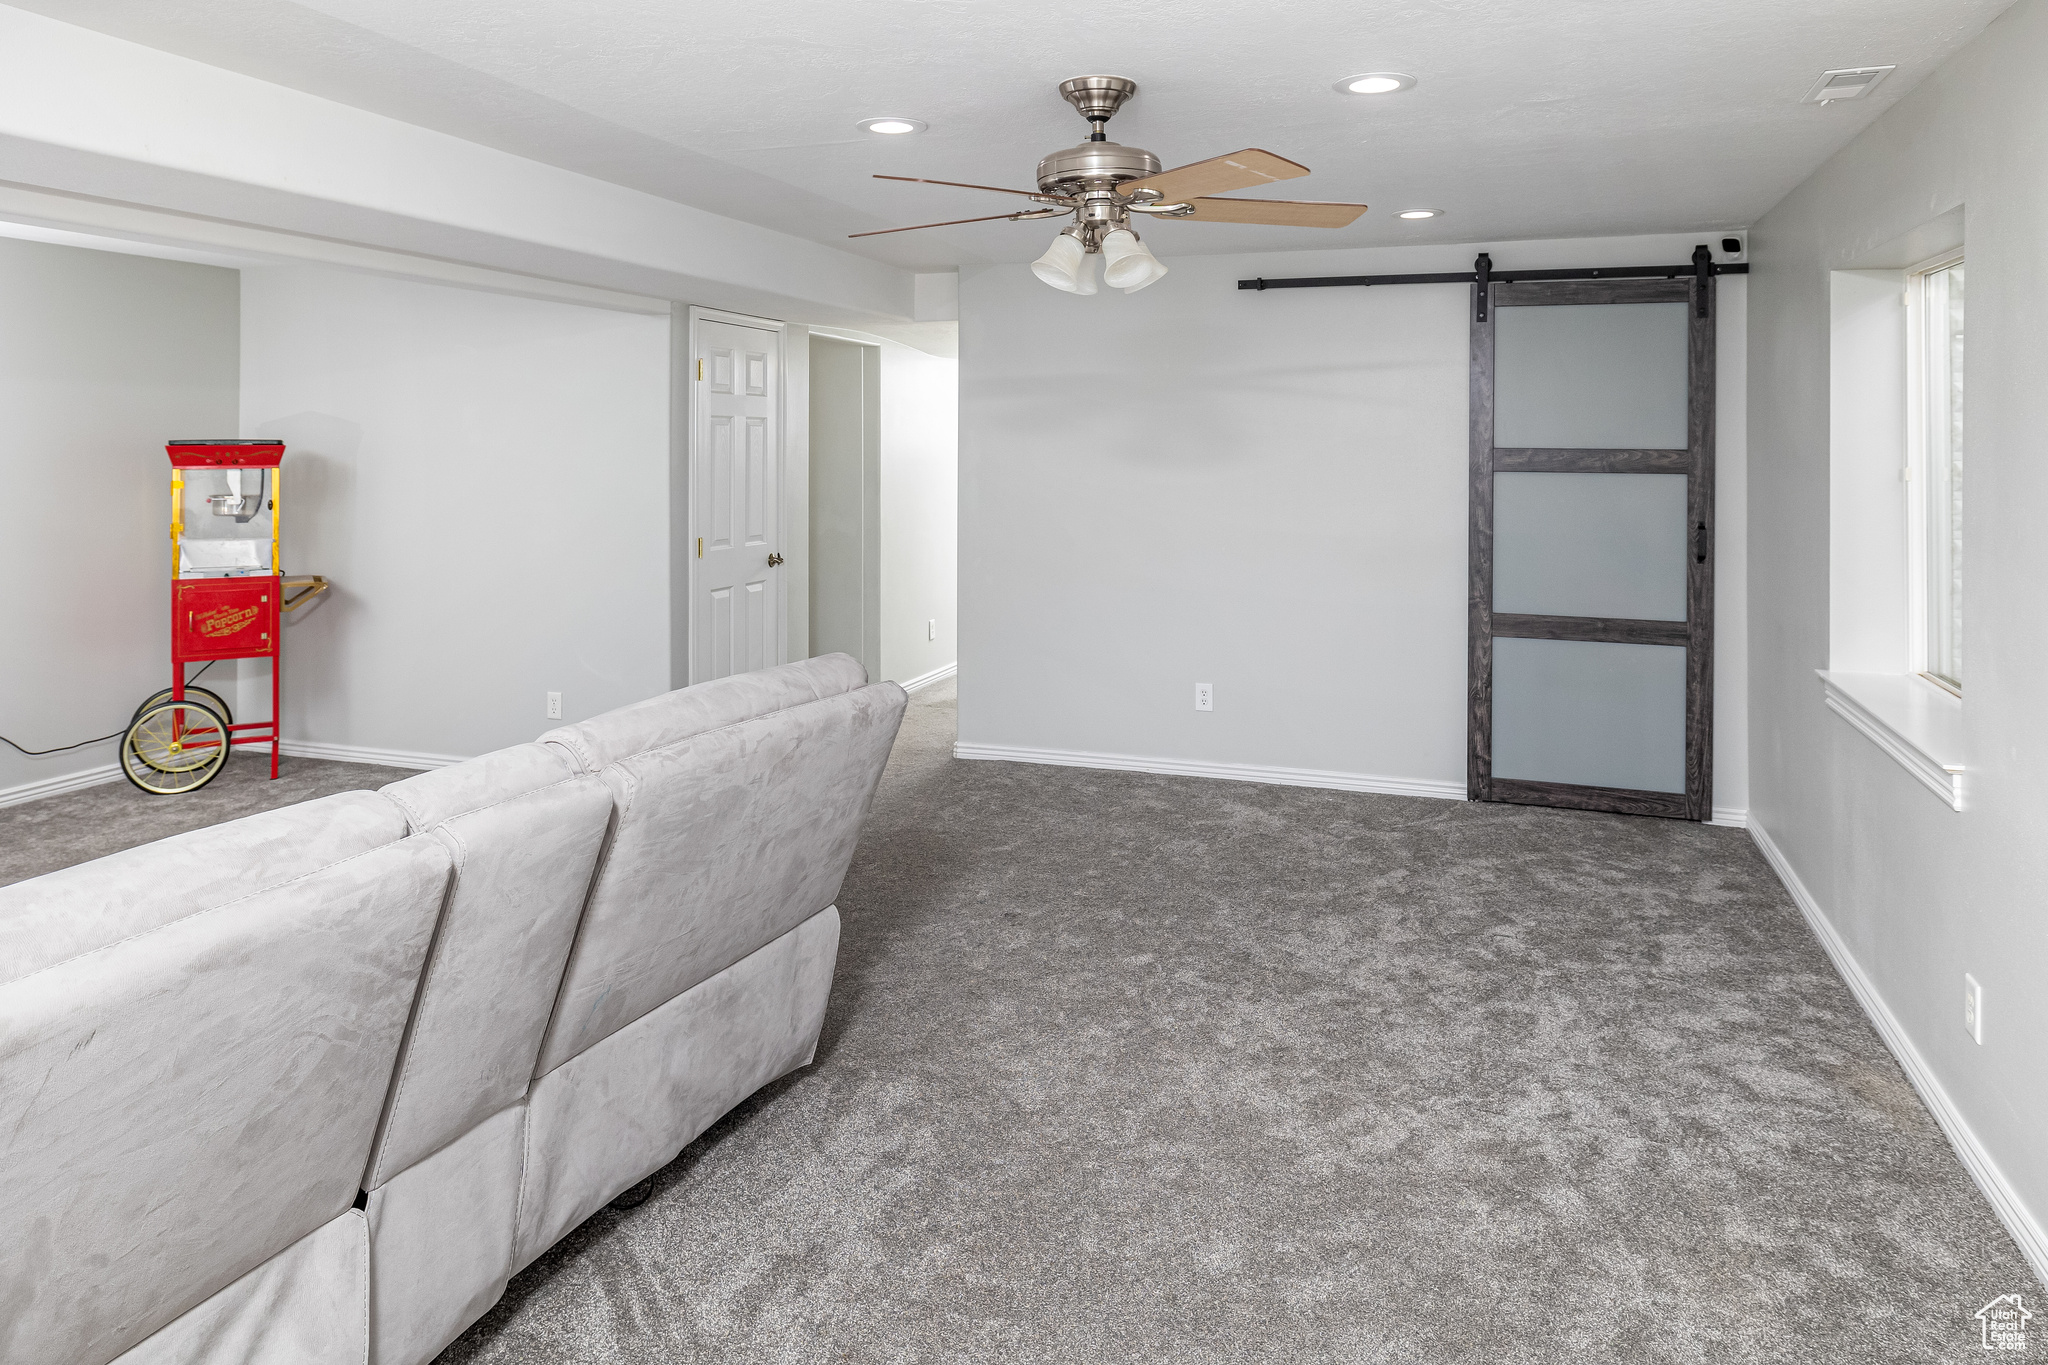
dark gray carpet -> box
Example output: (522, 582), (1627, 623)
(0, 752), (421, 887)
(433, 679), (2034, 1364)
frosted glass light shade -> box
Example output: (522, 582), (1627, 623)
(1119, 257), (1167, 293)
(1073, 250), (1099, 296)
(1101, 230), (1151, 287)
(1031, 233), (1086, 292)
(1101, 229), (1167, 292)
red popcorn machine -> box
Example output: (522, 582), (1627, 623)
(121, 440), (328, 794)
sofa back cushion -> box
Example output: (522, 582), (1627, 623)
(532, 655), (904, 1073)
(540, 654), (869, 774)
(365, 745), (612, 1185)
(0, 793), (449, 1365)
(0, 787), (399, 979)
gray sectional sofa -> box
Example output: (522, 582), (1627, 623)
(0, 655), (907, 1365)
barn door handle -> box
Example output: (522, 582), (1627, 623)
(767, 552), (784, 567)
(1694, 522), (1709, 564)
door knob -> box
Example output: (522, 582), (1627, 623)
(767, 552), (784, 567)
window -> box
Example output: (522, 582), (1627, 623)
(1909, 253), (1964, 693)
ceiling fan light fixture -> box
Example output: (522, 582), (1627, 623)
(858, 76), (1371, 296)
(1397, 208), (1443, 220)
(1031, 231), (1088, 292)
(1336, 72), (1416, 96)
(858, 117), (927, 135)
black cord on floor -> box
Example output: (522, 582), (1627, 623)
(2, 661), (218, 756)
(1, 729), (125, 757)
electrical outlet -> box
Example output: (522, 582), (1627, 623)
(546, 691), (562, 720)
(928, 618), (937, 641)
(1964, 973), (1983, 1044)
(1194, 682), (1213, 712)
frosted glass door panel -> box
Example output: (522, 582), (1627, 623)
(1493, 472), (1688, 620)
(1494, 303), (1689, 449)
(1492, 637), (1686, 792)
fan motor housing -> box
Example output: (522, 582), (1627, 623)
(1036, 141), (1161, 195)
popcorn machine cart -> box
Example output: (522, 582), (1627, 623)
(121, 440), (327, 795)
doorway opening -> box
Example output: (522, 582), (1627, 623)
(808, 335), (882, 679)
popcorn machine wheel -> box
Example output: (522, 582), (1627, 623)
(121, 440), (329, 795)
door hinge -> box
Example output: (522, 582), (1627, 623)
(697, 536), (703, 558)
(697, 358), (704, 380)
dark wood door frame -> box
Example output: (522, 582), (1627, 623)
(1468, 276), (1716, 821)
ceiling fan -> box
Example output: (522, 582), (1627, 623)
(852, 75), (1369, 294)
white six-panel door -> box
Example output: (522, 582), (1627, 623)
(693, 319), (781, 683)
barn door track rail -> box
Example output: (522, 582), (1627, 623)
(1238, 245), (1749, 320)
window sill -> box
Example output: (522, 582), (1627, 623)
(1816, 671), (1964, 810)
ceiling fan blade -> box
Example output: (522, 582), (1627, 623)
(849, 208), (1065, 238)
(874, 174), (1069, 204)
(1166, 197), (1369, 228)
(1122, 149), (1310, 203)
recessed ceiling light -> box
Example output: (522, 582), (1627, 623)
(858, 117), (927, 135)
(1397, 209), (1443, 220)
(1335, 72), (1416, 96)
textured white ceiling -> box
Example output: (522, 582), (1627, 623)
(12, 0), (2011, 268)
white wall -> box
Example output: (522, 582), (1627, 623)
(240, 267), (669, 762)
(0, 237), (237, 802)
(1747, 0), (2048, 1279)
(958, 233), (1746, 810)
(878, 339), (958, 687)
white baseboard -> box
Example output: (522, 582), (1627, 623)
(952, 741), (1746, 822)
(279, 740), (464, 771)
(898, 662), (957, 694)
(0, 742), (459, 807)
(1749, 818), (2048, 1290)
(951, 741), (1466, 802)
(0, 760), (122, 809)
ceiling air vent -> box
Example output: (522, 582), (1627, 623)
(1802, 66), (1896, 104)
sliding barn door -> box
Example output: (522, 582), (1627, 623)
(1468, 276), (1714, 820)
